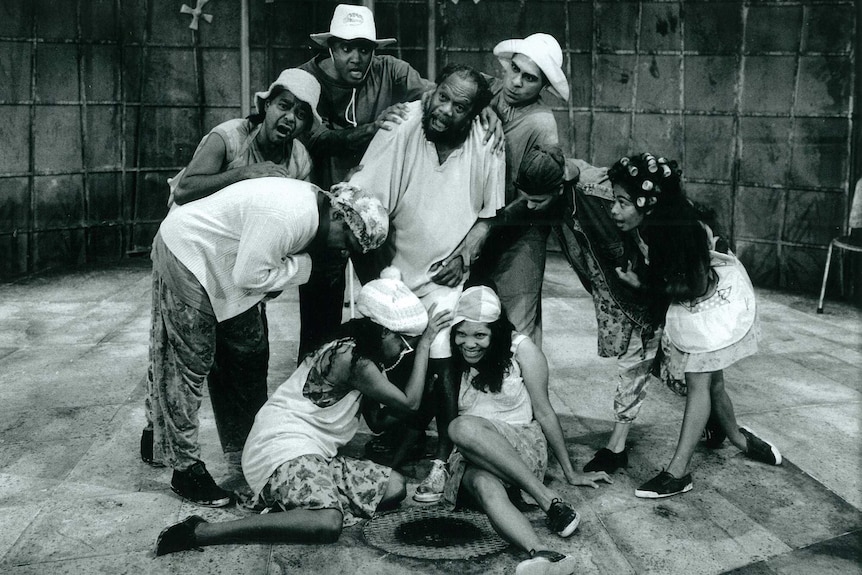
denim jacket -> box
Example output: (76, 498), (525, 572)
(555, 159), (666, 354)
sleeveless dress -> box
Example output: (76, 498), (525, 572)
(442, 333), (549, 508)
(661, 251), (760, 378)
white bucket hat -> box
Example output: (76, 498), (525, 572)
(310, 4), (396, 48)
(254, 68), (322, 122)
(493, 33), (569, 101)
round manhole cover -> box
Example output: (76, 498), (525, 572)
(363, 506), (509, 560)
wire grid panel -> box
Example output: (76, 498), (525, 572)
(363, 506), (510, 560)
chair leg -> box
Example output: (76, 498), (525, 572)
(817, 240), (836, 314)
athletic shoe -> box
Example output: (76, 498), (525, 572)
(635, 470), (693, 499)
(545, 499), (580, 537)
(740, 426), (782, 465)
(413, 459), (448, 503)
(515, 549), (576, 575)
(155, 515), (206, 556)
(140, 428), (165, 467)
(582, 447), (628, 473)
(171, 462), (233, 508)
(701, 411), (727, 449)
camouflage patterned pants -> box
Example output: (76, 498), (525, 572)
(144, 271), (268, 470)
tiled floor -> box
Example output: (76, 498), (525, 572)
(0, 254), (859, 574)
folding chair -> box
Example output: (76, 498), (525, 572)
(817, 178), (862, 313)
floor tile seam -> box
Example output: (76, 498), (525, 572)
(780, 350), (862, 372)
(732, 400), (862, 417)
(575, 497), (639, 575)
(0, 547), (160, 569)
(0, 401), (130, 419)
(789, 527), (862, 553)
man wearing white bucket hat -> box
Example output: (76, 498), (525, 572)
(167, 68), (321, 207)
(472, 33), (569, 349)
(297, 3), (435, 362)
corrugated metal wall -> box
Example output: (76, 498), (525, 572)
(0, 0), (857, 295)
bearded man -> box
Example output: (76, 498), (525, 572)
(347, 63), (505, 502)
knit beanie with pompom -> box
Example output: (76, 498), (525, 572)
(356, 267), (428, 336)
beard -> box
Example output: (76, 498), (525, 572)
(421, 103), (472, 148)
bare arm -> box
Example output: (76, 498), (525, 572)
(351, 305), (451, 412)
(173, 134), (290, 205)
(517, 337), (612, 488)
(430, 218), (493, 287)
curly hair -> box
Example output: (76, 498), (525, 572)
(449, 309), (515, 395)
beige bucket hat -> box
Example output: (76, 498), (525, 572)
(310, 4), (396, 48)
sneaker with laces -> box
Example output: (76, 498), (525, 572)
(740, 426), (782, 465)
(413, 459), (448, 503)
(635, 470), (693, 499)
(701, 411), (726, 449)
(515, 549), (576, 575)
(140, 428), (165, 467)
(582, 447), (628, 473)
(545, 499), (580, 537)
(155, 515), (207, 556)
(171, 462), (233, 508)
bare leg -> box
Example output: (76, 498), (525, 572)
(195, 508), (344, 546)
(448, 415), (559, 511)
(462, 467), (543, 552)
(185, 471), (404, 549)
(431, 358), (457, 461)
(606, 422), (631, 453)
(665, 372), (712, 478)
(377, 470), (407, 511)
(708, 371), (747, 450)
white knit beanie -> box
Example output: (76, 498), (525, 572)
(356, 267), (428, 336)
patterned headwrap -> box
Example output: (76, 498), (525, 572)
(324, 182), (389, 253)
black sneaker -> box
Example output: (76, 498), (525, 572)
(635, 470), (693, 499)
(171, 462), (233, 508)
(583, 448), (628, 473)
(701, 411), (726, 449)
(515, 549), (576, 575)
(740, 426), (782, 465)
(140, 428), (165, 467)
(546, 499), (580, 537)
(155, 515), (206, 556)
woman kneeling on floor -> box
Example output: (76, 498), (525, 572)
(155, 268), (449, 555)
(440, 285), (611, 575)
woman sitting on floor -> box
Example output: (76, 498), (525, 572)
(440, 285), (612, 575)
(155, 268), (449, 555)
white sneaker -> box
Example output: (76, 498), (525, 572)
(413, 459), (448, 503)
(515, 550), (576, 575)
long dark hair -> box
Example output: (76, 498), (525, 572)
(449, 310), (515, 394)
(643, 199), (712, 302)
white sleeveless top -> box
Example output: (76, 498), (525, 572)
(457, 333), (533, 425)
(665, 251), (757, 354)
(167, 118), (312, 206)
(242, 339), (362, 496)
